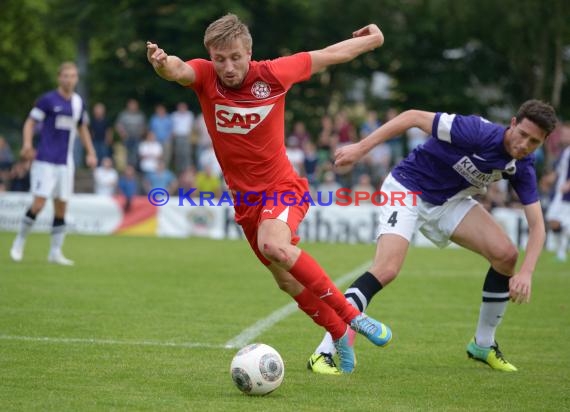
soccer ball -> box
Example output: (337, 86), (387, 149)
(230, 343), (284, 396)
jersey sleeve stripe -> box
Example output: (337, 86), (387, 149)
(30, 107), (45, 121)
(436, 113), (455, 143)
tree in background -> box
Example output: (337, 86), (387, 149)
(0, 0), (569, 146)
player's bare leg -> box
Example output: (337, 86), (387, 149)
(10, 196), (47, 262)
(47, 198), (73, 266)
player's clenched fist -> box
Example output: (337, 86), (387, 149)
(146, 41), (168, 67)
(352, 24), (384, 46)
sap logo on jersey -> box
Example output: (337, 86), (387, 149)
(215, 104), (274, 135)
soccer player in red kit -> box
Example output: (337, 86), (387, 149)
(147, 13), (390, 374)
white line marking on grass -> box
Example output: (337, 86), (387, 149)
(0, 334), (226, 349)
(223, 261), (371, 349)
(0, 262), (371, 351)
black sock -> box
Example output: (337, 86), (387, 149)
(26, 209), (37, 220)
(344, 271), (383, 312)
(53, 217), (65, 227)
(482, 267), (510, 302)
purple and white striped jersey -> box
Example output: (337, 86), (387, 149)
(392, 113), (539, 206)
(551, 146), (570, 202)
(29, 90), (87, 165)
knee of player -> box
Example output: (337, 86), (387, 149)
(260, 241), (292, 265)
(31, 199), (47, 213)
(490, 243), (519, 271)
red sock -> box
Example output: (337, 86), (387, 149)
(289, 251), (360, 324)
(294, 288), (347, 340)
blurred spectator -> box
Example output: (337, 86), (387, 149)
(539, 169), (557, 207)
(385, 108), (404, 164)
(115, 98), (146, 167)
(286, 135), (305, 175)
(0, 135), (15, 175)
(544, 121), (564, 170)
(352, 173), (376, 203)
(193, 112), (211, 168)
(359, 110), (381, 141)
(8, 159), (31, 192)
(317, 114), (337, 165)
(171, 102), (194, 174)
(287, 120), (311, 149)
(138, 131), (163, 175)
(406, 126), (429, 153)
(318, 170), (342, 201)
(149, 103), (173, 166)
(90, 102), (114, 165)
(178, 165), (197, 192)
(118, 165), (139, 213)
(333, 110), (357, 188)
(303, 141), (320, 187)
(533, 145), (546, 180)
(197, 138), (222, 178)
(363, 141), (391, 187)
(334, 110), (356, 146)
(93, 157), (119, 196)
(359, 111), (390, 186)
(195, 164), (223, 199)
(143, 159), (177, 194)
(112, 138), (128, 173)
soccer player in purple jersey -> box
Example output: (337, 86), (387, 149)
(307, 100), (557, 373)
(10, 62), (97, 266)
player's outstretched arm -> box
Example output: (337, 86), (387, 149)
(308, 24), (384, 74)
(509, 201), (545, 304)
(146, 41), (196, 86)
(335, 110), (434, 168)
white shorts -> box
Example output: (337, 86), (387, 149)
(31, 160), (74, 201)
(376, 173), (478, 248)
(545, 197), (570, 228)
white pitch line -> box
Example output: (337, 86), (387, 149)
(223, 261), (371, 349)
(0, 262), (371, 351)
(0, 334), (225, 349)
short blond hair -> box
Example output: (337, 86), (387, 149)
(204, 13), (252, 52)
(58, 61), (78, 75)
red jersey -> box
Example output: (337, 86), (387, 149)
(187, 52), (312, 192)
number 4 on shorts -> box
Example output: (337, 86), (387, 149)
(387, 211), (398, 227)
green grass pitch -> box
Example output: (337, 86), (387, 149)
(1, 232), (569, 411)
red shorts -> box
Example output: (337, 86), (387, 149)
(233, 177), (310, 265)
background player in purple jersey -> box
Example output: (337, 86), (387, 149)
(10, 62), (97, 266)
(307, 100), (557, 373)
(544, 124), (570, 262)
